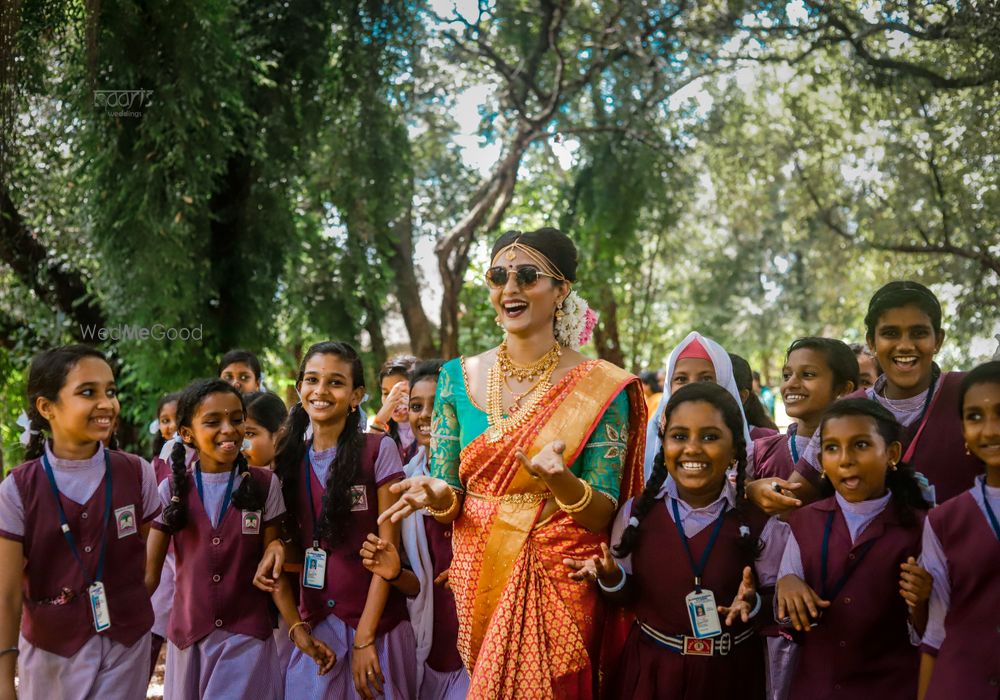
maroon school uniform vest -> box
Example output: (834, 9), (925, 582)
(787, 497), (923, 700)
(631, 498), (767, 638)
(753, 433), (796, 481)
(853, 372), (979, 504)
(424, 515), (462, 672)
(295, 434), (407, 634)
(923, 490), (1000, 699)
(750, 425), (778, 441)
(167, 466), (276, 648)
(15, 450), (153, 657)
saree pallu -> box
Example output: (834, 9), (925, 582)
(449, 360), (645, 699)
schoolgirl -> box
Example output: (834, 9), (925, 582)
(261, 341), (417, 699)
(751, 338), (859, 485)
(0, 345), (160, 700)
(777, 399), (931, 699)
(571, 382), (788, 699)
(151, 392), (181, 461)
(918, 361), (1000, 699)
(644, 331), (754, 481)
(369, 355), (419, 463)
(369, 359), (467, 699)
(219, 349), (263, 395)
(145, 379), (332, 699)
(243, 391), (289, 469)
(730, 353), (779, 440)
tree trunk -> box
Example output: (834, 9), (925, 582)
(0, 184), (107, 336)
(592, 291), (626, 368)
(388, 213), (437, 358)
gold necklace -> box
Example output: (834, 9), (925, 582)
(496, 341), (562, 382)
(486, 342), (562, 443)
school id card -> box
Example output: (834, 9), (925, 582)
(88, 582), (111, 632)
(303, 547), (327, 589)
(685, 589), (722, 639)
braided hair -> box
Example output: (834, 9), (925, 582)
(615, 382), (760, 567)
(159, 379), (265, 533)
(25, 345), (112, 460)
(818, 399), (931, 525)
(274, 341), (366, 546)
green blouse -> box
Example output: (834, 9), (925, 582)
(429, 358), (630, 504)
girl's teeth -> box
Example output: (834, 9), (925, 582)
(680, 462), (708, 471)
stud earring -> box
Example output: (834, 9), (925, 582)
(965, 443), (971, 455)
(889, 461), (898, 471)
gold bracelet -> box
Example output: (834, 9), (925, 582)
(287, 620), (311, 641)
(556, 479), (593, 514)
(352, 639), (375, 650)
(425, 488), (459, 518)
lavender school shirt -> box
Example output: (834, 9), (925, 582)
(0, 442), (160, 540)
(153, 466), (285, 529)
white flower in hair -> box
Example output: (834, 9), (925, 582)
(554, 290), (599, 351)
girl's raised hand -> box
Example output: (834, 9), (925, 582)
(360, 534), (402, 581)
(777, 574), (830, 632)
(719, 566), (758, 625)
(253, 539), (286, 592)
(745, 478), (803, 515)
(515, 440), (569, 481)
(378, 476), (454, 524)
(563, 542), (621, 587)
(290, 625), (336, 675)
(375, 381), (409, 426)
(899, 557), (932, 608)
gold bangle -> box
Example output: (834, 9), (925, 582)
(425, 488), (459, 518)
(287, 620), (311, 641)
(556, 480), (593, 514)
(352, 639), (375, 650)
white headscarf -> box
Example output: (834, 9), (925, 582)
(643, 331), (753, 482)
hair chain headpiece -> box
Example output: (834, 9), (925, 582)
(490, 240), (568, 283)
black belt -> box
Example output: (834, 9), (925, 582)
(638, 621), (755, 656)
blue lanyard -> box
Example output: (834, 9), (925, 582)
(303, 452), (321, 548)
(194, 463), (237, 527)
(981, 479), (1000, 541)
(820, 509), (877, 600)
(42, 448), (113, 585)
(670, 497), (727, 592)
(788, 423), (800, 464)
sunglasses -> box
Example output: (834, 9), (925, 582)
(485, 265), (556, 289)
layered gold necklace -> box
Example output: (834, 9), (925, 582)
(486, 340), (562, 443)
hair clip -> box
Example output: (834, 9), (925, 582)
(628, 516), (640, 528)
(739, 525), (750, 537)
(170, 496), (181, 503)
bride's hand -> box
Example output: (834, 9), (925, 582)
(377, 476), (454, 524)
(515, 440), (569, 481)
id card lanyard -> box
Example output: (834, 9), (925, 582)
(302, 452), (328, 589)
(194, 462), (237, 527)
(788, 423), (800, 464)
(820, 510), (877, 600)
(671, 498), (727, 638)
(42, 448), (113, 631)
(981, 478), (1000, 541)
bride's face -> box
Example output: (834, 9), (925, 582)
(487, 248), (567, 338)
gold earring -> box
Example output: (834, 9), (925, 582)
(555, 301), (565, 319)
(495, 315), (502, 327)
(965, 443), (971, 455)
(820, 471), (827, 480)
(889, 461), (898, 471)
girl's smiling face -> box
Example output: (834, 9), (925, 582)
(868, 303), (943, 398)
(408, 378), (437, 449)
(298, 353), (364, 426)
(158, 400), (178, 440)
(781, 348), (842, 433)
(181, 391), (245, 469)
(820, 414), (901, 503)
(37, 356), (120, 450)
(962, 382), (1000, 470)
(242, 416), (276, 467)
(670, 358), (716, 394)
(663, 400), (734, 507)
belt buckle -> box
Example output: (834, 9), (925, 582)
(683, 637), (714, 656)
(716, 632), (731, 656)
